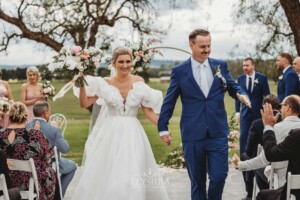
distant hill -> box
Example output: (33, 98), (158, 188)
(0, 64), (38, 70)
(0, 59), (182, 70)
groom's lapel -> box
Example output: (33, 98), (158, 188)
(185, 58), (203, 94)
(208, 58), (219, 89)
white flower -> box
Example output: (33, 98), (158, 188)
(48, 62), (63, 72)
(59, 46), (71, 56)
(254, 78), (259, 85)
(278, 75), (283, 80)
(142, 54), (151, 62)
(65, 56), (78, 70)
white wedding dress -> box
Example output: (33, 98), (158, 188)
(72, 76), (169, 200)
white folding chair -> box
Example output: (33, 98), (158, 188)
(252, 144), (263, 200)
(287, 172), (300, 200)
(52, 146), (63, 200)
(49, 113), (67, 136)
(8, 158), (39, 200)
(269, 161), (287, 189)
(0, 174), (10, 200)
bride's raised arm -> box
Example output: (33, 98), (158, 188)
(79, 86), (98, 108)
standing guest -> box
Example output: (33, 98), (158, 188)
(292, 56), (300, 81)
(21, 66), (44, 121)
(158, 28), (250, 200)
(256, 99), (300, 200)
(234, 57), (270, 199)
(0, 102), (56, 200)
(0, 69), (13, 128)
(0, 69), (13, 100)
(26, 101), (77, 197)
(276, 53), (300, 102)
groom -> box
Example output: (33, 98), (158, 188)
(158, 29), (250, 200)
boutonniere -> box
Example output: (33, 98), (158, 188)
(213, 65), (222, 77)
(278, 75), (283, 80)
(213, 65), (227, 91)
(254, 78), (259, 86)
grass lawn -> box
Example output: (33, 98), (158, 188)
(9, 79), (278, 165)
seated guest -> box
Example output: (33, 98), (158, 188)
(233, 95), (300, 189)
(0, 102), (56, 200)
(0, 149), (21, 200)
(257, 98), (300, 200)
(26, 101), (77, 197)
(241, 94), (281, 190)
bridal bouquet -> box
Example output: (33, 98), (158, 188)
(48, 46), (104, 87)
(131, 38), (162, 73)
(42, 80), (56, 101)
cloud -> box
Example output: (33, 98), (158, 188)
(0, 0), (253, 65)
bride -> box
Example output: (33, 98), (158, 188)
(71, 46), (169, 200)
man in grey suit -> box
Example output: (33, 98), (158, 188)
(26, 101), (77, 197)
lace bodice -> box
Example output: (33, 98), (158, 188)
(74, 76), (163, 117)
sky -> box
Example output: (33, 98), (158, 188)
(0, 0), (252, 66)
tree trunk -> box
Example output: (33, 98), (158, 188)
(280, 0), (300, 55)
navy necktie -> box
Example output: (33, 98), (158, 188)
(248, 77), (252, 93)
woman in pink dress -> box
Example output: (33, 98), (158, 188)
(0, 69), (13, 128)
(21, 66), (44, 122)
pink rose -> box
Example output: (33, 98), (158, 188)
(80, 49), (90, 60)
(71, 46), (82, 55)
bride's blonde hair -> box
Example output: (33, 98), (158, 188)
(111, 47), (133, 67)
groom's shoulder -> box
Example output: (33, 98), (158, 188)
(172, 59), (190, 70)
(209, 57), (227, 65)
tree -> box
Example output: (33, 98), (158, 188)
(0, 0), (166, 53)
(233, 0), (300, 57)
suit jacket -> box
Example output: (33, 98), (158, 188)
(158, 58), (246, 141)
(263, 128), (300, 199)
(26, 119), (72, 174)
(244, 113), (282, 159)
(277, 67), (300, 102)
(235, 72), (270, 119)
(238, 116), (300, 187)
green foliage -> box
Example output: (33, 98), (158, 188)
(163, 145), (185, 169)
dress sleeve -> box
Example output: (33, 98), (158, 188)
(133, 82), (163, 113)
(73, 75), (108, 105)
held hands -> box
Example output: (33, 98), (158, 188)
(260, 103), (280, 127)
(160, 131), (172, 146)
(237, 93), (251, 108)
(234, 113), (240, 123)
(232, 153), (240, 169)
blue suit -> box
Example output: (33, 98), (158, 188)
(26, 119), (77, 197)
(158, 58), (246, 200)
(235, 72), (270, 154)
(277, 66), (300, 102)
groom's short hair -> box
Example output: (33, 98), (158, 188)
(189, 29), (210, 43)
(33, 101), (50, 117)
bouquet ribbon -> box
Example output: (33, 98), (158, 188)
(52, 73), (81, 101)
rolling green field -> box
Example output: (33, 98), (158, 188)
(9, 79), (277, 165)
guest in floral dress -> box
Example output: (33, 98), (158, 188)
(21, 66), (44, 121)
(0, 102), (56, 200)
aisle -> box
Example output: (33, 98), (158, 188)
(65, 166), (245, 200)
